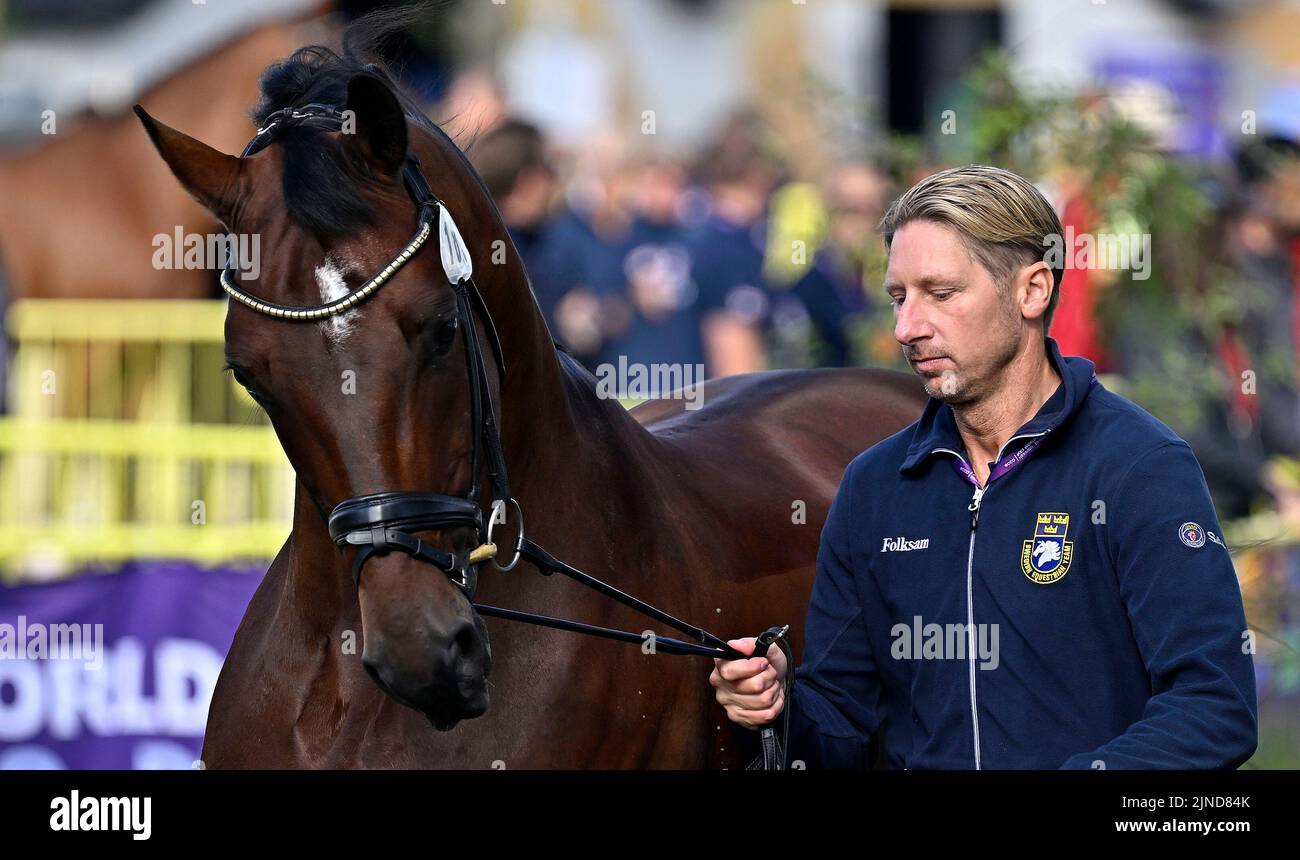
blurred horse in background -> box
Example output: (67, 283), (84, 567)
(0, 14), (327, 301)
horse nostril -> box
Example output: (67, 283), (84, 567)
(453, 623), (481, 666)
(450, 623), (485, 694)
(449, 623), (486, 685)
(361, 652), (395, 697)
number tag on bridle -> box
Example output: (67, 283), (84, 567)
(438, 203), (473, 284)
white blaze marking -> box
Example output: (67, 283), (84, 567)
(314, 258), (359, 343)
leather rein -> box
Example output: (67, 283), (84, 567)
(221, 101), (793, 767)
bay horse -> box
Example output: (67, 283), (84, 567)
(135, 20), (926, 768)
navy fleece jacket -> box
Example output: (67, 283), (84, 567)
(783, 338), (1258, 769)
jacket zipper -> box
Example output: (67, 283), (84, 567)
(966, 483), (984, 769)
(941, 429), (1049, 770)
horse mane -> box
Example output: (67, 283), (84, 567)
(252, 6), (582, 367)
(249, 5), (458, 236)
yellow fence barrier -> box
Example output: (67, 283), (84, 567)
(0, 300), (294, 580)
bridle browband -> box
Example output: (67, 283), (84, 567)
(224, 100), (792, 768)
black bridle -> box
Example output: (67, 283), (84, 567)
(223, 103), (512, 589)
(222, 101), (792, 768)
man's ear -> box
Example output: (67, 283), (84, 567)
(1019, 261), (1056, 325)
(134, 105), (241, 223)
(341, 74), (409, 176)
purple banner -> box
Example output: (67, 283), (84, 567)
(1095, 51), (1227, 160)
(0, 562), (263, 769)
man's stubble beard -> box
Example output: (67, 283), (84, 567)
(922, 303), (1021, 406)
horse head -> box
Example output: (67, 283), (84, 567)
(135, 36), (537, 731)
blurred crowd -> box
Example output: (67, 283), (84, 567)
(464, 105), (891, 382)
(451, 80), (1300, 526)
(1186, 117), (1300, 522)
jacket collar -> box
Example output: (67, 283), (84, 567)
(900, 337), (1096, 475)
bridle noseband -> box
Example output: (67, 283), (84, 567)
(222, 102), (516, 589)
(223, 100), (792, 769)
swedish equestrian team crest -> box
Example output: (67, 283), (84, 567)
(1021, 512), (1073, 584)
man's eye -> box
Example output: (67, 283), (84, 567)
(933, 291), (954, 301)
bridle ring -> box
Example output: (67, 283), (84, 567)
(486, 497), (524, 571)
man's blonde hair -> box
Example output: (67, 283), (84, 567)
(878, 164), (1065, 332)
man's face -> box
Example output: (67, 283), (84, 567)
(884, 219), (1021, 404)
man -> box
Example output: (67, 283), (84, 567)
(467, 119), (566, 331)
(784, 162), (894, 368)
(688, 110), (781, 378)
(603, 155), (707, 371)
(711, 165), (1258, 769)
(469, 119), (623, 370)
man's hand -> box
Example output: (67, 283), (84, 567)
(710, 636), (789, 728)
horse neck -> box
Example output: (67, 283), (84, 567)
(479, 232), (671, 541)
(416, 132), (670, 540)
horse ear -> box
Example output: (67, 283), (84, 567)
(342, 74), (409, 176)
(133, 105), (240, 222)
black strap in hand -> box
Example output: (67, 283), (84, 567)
(743, 625), (794, 771)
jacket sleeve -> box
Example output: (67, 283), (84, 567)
(784, 459), (884, 769)
(1059, 440), (1258, 769)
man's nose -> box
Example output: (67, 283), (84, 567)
(893, 297), (931, 345)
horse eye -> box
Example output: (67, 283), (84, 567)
(431, 317), (459, 356)
(226, 365), (262, 402)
